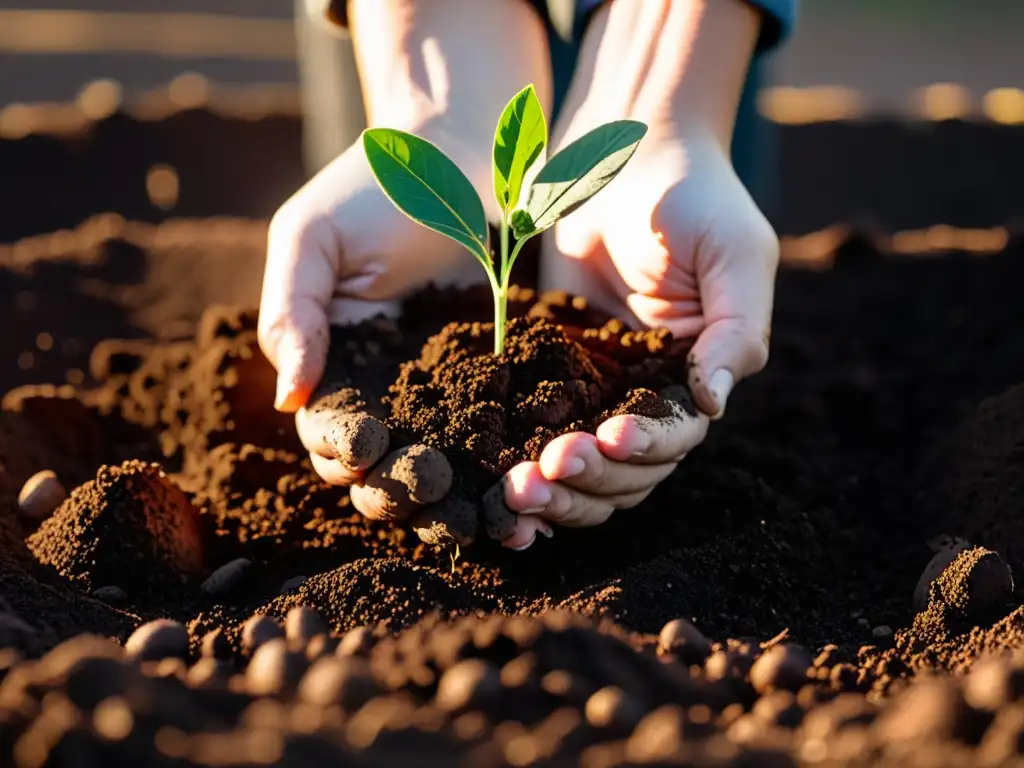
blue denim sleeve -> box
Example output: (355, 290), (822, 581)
(748, 0), (797, 52)
(576, 0), (796, 53)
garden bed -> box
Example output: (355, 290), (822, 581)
(3, 113), (1024, 766)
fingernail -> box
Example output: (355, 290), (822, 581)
(558, 456), (586, 479)
(518, 507), (547, 516)
(708, 369), (735, 420)
(274, 374), (296, 411)
(537, 520), (554, 539)
(509, 535), (536, 552)
(628, 425), (651, 457)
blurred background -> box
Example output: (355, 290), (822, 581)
(1, 0), (1023, 241)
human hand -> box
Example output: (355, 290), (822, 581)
(499, 127), (778, 550)
(258, 121), (494, 519)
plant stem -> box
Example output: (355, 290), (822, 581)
(493, 282), (507, 356)
(499, 216), (509, 279)
(503, 236), (531, 287)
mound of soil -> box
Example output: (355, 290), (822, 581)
(2, 217), (1024, 766)
(311, 287), (693, 544)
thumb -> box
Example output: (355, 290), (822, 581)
(258, 206), (338, 413)
(686, 217), (779, 419)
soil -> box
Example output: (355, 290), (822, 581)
(310, 287), (694, 545)
(4, 111), (1024, 766)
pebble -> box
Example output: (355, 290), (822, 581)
(280, 575), (307, 594)
(435, 659), (501, 712)
(657, 618), (711, 663)
(92, 586), (128, 604)
(305, 634), (339, 661)
(186, 657), (231, 689)
(284, 606), (327, 646)
(125, 619), (189, 662)
(241, 615), (284, 655)
(874, 678), (967, 743)
(17, 470), (66, 521)
(336, 626), (375, 657)
(749, 645), (812, 694)
(625, 706), (689, 763)
(245, 638), (307, 697)
(964, 658), (1023, 711)
(871, 625), (893, 639)
(298, 656), (380, 709)
(200, 628), (230, 660)
(585, 686), (644, 732)
(201, 558), (251, 597)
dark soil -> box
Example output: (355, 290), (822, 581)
(4, 112), (1024, 765)
(311, 287), (693, 544)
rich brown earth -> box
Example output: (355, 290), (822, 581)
(3, 111), (1024, 766)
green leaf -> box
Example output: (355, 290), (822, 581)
(492, 84), (548, 215)
(524, 120), (648, 233)
(362, 128), (491, 267)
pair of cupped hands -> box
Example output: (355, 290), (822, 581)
(258, 105), (778, 552)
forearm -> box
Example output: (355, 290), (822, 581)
(564, 0), (761, 149)
(348, 0), (552, 139)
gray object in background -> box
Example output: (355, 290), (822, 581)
(294, 0), (366, 177)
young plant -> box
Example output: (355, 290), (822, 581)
(362, 84), (647, 355)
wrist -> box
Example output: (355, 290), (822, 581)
(566, 0), (760, 152)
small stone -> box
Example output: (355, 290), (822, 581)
(17, 470), (66, 521)
(147, 657), (187, 680)
(186, 657), (231, 689)
(964, 658), (1023, 711)
(200, 628), (231, 660)
(585, 686), (644, 732)
(306, 634), (339, 661)
(245, 638), (307, 697)
(435, 659), (501, 712)
(336, 626), (375, 657)
(872, 625), (893, 639)
(241, 615), (284, 655)
(657, 618), (711, 663)
(625, 706), (688, 763)
(285, 606), (327, 646)
(201, 558), (251, 597)
(298, 656), (380, 710)
(749, 645), (812, 694)
(857, 618), (871, 630)
(914, 541), (969, 611)
(125, 619), (189, 662)
(92, 586), (128, 604)
(874, 678), (969, 743)
(280, 575), (307, 594)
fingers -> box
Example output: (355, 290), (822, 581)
(593, 407), (709, 465)
(309, 452), (363, 486)
(350, 445), (453, 522)
(258, 201), (339, 413)
(538, 433), (678, 496)
(686, 212), (779, 418)
(502, 461), (652, 529)
(296, 407), (389, 471)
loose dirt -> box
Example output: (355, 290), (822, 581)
(3, 116), (1024, 765)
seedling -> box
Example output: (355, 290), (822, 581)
(362, 84), (647, 355)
